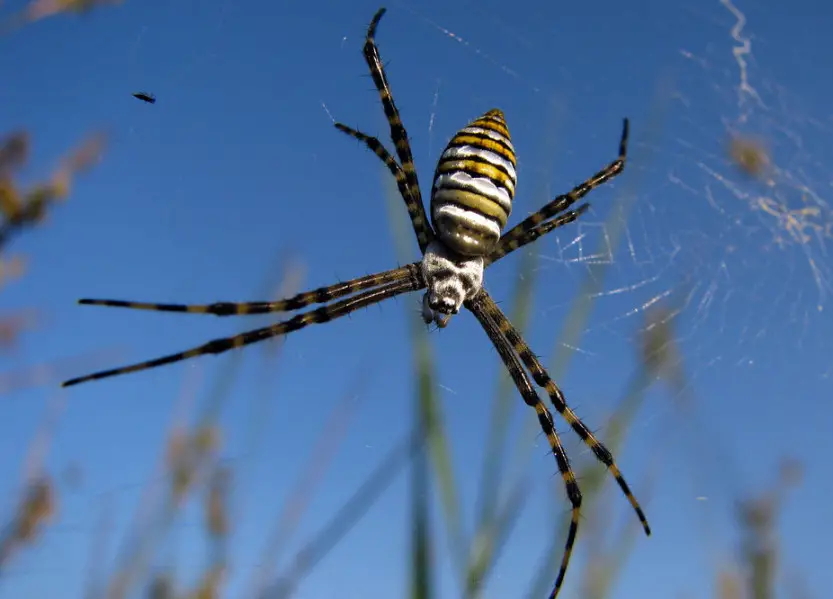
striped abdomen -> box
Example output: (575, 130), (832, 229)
(430, 109), (517, 257)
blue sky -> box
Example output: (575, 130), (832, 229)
(1, 0), (832, 597)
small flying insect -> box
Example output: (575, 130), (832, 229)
(132, 92), (156, 104)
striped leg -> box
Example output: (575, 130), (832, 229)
(350, 7), (433, 252)
(474, 291), (651, 599)
(333, 123), (424, 246)
(494, 119), (629, 260)
(62, 272), (425, 388)
(76, 264), (420, 316)
(486, 204), (590, 266)
(466, 291), (579, 599)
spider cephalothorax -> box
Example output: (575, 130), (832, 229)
(420, 238), (484, 327)
(63, 8), (649, 599)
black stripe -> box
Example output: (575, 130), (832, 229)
(433, 199), (503, 229)
(436, 151), (516, 185)
(433, 176), (512, 215)
(447, 129), (515, 161)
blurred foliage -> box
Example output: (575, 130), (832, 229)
(0, 475), (56, 569)
(0, 26), (106, 570)
(1, 0), (122, 34)
(0, 5), (814, 599)
(728, 134), (772, 181)
(0, 129), (107, 252)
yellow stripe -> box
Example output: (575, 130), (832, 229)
(435, 159), (515, 195)
(473, 119), (510, 140)
(450, 134), (516, 166)
(433, 188), (509, 227)
(473, 110), (510, 139)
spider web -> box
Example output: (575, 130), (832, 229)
(409, 0), (833, 382)
(401, 3), (830, 596)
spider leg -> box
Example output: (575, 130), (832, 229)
(473, 291), (649, 598)
(354, 7), (434, 253)
(477, 292), (650, 534)
(62, 273), (425, 388)
(486, 204), (590, 265)
(333, 123), (420, 240)
(494, 118), (628, 260)
(466, 291), (580, 599)
(76, 263), (420, 316)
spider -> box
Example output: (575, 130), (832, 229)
(62, 7), (650, 597)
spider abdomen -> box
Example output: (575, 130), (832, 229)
(431, 109), (517, 257)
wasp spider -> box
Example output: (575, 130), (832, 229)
(63, 7), (650, 597)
